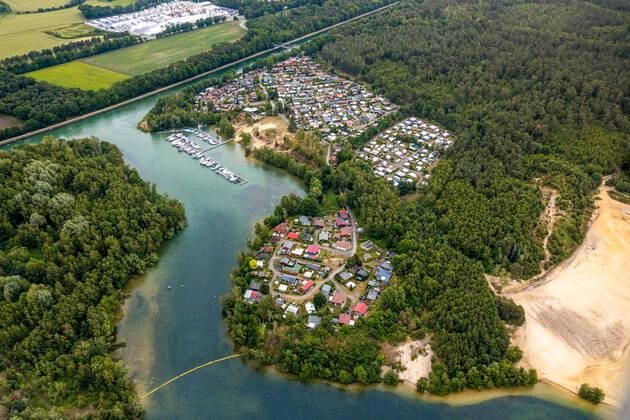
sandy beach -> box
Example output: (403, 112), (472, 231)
(385, 339), (433, 387)
(511, 186), (630, 407)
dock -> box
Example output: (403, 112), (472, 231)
(165, 131), (247, 185)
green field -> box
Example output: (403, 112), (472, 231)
(0, 7), (95, 58)
(44, 22), (100, 39)
(26, 61), (129, 90)
(3, 0), (68, 12)
(82, 21), (246, 75)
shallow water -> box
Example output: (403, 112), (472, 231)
(4, 58), (607, 420)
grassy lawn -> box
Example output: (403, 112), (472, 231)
(82, 21), (246, 75)
(3, 0), (68, 12)
(26, 61), (129, 90)
(0, 7), (95, 58)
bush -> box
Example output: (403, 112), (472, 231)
(496, 296), (525, 326)
(416, 377), (428, 393)
(383, 370), (400, 386)
(578, 383), (605, 404)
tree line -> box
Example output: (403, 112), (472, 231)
(0, 137), (186, 418)
(0, 34), (142, 74)
(216, 0), (324, 18)
(13, 0), (84, 14)
(79, 0), (171, 19)
(156, 15), (228, 38)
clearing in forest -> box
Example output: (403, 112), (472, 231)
(511, 185), (630, 407)
(235, 116), (293, 151)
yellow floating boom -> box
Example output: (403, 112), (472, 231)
(140, 353), (244, 400)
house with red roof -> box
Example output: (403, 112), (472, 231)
(301, 280), (314, 293)
(329, 290), (347, 306)
(339, 313), (353, 325)
(312, 218), (326, 229)
(273, 222), (289, 235)
(287, 231), (300, 240)
(338, 209), (349, 220)
(306, 244), (320, 257)
(334, 240), (352, 252)
(335, 217), (349, 228)
(340, 227), (352, 238)
(353, 302), (369, 316)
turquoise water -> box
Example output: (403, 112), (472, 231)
(6, 61), (600, 420)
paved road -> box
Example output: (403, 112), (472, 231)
(270, 209), (359, 304)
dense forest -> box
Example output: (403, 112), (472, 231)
(215, 0), (324, 18)
(223, 0), (629, 396)
(0, 0), (395, 141)
(320, 0), (629, 271)
(0, 138), (185, 417)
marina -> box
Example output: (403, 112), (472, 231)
(167, 131), (247, 184)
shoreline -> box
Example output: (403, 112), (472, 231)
(249, 363), (612, 417)
(511, 184), (630, 410)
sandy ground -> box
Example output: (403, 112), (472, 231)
(511, 186), (630, 407)
(235, 116), (292, 150)
(0, 114), (21, 129)
(385, 339), (433, 387)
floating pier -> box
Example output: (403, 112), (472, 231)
(166, 131), (247, 185)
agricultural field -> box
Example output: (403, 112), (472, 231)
(44, 22), (100, 39)
(26, 61), (128, 89)
(3, 0), (68, 12)
(0, 7), (95, 58)
(82, 20), (245, 75)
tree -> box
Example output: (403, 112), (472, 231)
(313, 292), (326, 308)
(383, 370), (400, 386)
(496, 297), (525, 326)
(416, 377), (428, 393)
(578, 383), (605, 404)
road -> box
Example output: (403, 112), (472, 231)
(0, 1), (400, 147)
(270, 209), (360, 304)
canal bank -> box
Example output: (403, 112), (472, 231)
(0, 52), (606, 420)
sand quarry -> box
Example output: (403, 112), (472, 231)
(511, 186), (630, 407)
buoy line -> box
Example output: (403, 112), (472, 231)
(140, 353), (244, 400)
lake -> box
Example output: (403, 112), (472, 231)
(5, 58), (605, 420)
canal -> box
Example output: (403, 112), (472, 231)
(4, 56), (604, 419)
